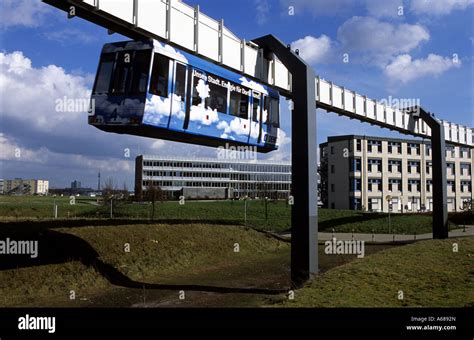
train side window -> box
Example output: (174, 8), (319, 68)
(174, 63), (186, 99)
(205, 80), (227, 113)
(130, 50), (151, 95)
(149, 54), (170, 97)
(229, 87), (249, 119)
(270, 97), (280, 127)
(263, 96), (269, 124)
(252, 97), (260, 122)
(94, 53), (115, 94)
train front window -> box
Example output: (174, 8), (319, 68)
(229, 85), (249, 119)
(149, 54), (170, 97)
(130, 50), (151, 95)
(111, 51), (132, 94)
(93, 53), (115, 94)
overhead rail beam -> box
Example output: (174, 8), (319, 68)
(43, 0), (473, 148)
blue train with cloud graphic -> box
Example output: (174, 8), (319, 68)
(88, 39), (281, 152)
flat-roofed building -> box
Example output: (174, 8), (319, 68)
(320, 135), (473, 213)
(135, 155), (291, 200)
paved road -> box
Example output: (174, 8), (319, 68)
(279, 226), (474, 243)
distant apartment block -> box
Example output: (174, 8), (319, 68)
(135, 155), (291, 200)
(320, 135), (473, 213)
(2, 179), (49, 195)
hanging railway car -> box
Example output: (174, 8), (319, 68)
(88, 40), (281, 153)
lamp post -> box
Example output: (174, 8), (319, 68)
(53, 194), (58, 219)
(264, 196), (268, 220)
(386, 195), (392, 234)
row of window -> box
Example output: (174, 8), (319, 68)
(143, 171), (290, 182)
(347, 158), (471, 175)
(150, 54), (280, 125)
(351, 139), (471, 158)
(142, 161), (291, 173)
(345, 179), (472, 193)
(142, 180), (290, 191)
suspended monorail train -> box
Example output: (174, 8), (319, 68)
(88, 40), (281, 152)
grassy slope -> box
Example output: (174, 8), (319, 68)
(280, 237), (474, 307)
(63, 224), (289, 283)
(0, 224), (290, 307)
(1, 196), (466, 234)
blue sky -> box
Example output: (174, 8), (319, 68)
(0, 0), (473, 189)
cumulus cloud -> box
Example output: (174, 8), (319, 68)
(291, 35), (333, 65)
(365, 0), (405, 18)
(0, 0), (51, 29)
(337, 16), (430, 66)
(384, 54), (461, 83)
(411, 0), (474, 15)
(0, 50), (216, 187)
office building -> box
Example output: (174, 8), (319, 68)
(320, 135), (473, 212)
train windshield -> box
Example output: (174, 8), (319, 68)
(93, 50), (151, 95)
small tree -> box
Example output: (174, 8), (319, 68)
(146, 182), (164, 221)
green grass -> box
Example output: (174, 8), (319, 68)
(1, 219), (470, 307)
(0, 195), (467, 234)
(278, 237), (474, 307)
(0, 223), (290, 307)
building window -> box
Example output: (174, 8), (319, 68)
(408, 179), (421, 192)
(330, 146), (334, 155)
(331, 184), (335, 192)
(446, 145), (455, 158)
(368, 178), (381, 192)
(331, 165), (335, 174)
(408, 160), (420, 174)
(351, 178), (361, 192)
(460, 147), (470, 158)
(461, 181), (472, 193)
(447, 180), (455, 191)
(352, 198), (361, 210)
(426, 161), (432, 175)
(352, 158), (362, 172)
(356, 139), (362, 152)
(368, 140), (382, 153)
(461, 163), (471, 176)
(425, 144), (431, 156)
(388, 159), (401, 173)
(408, 143), (420, 156)
(388, 179), (401, 192)
(368, 158), (382, 172)
(426, 180), (432, 192)
(388, 141), (401, 154)
(447, 162), (455, 175)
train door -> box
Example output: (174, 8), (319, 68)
(248, 91), (262, 147)
(168, 61), (188, 132)
(143, 53), (173, 129)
